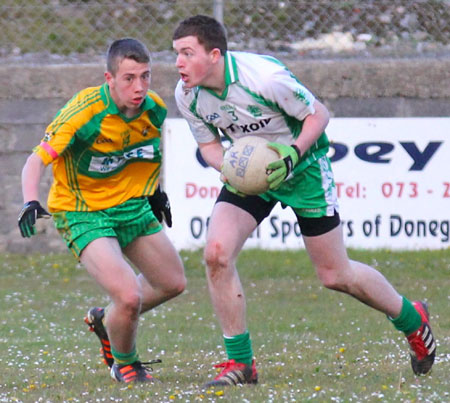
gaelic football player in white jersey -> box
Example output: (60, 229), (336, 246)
(173, 15), (436, 387)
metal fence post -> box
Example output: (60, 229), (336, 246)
(213, 0), (224, 24)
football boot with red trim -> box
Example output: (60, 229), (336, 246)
(110, 360), (161, 383)
(407, 301), (436, 375)
(84, 307), (114, 368)
(203, 359), (258, 388)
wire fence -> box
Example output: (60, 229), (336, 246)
(1, 0), (449, 61)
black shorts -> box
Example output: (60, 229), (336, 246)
(216, 186), (340, 237)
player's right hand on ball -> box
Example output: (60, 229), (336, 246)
(266, 142), (301, 190)
(18, 200), (51, 238)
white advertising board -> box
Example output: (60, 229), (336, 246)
(163, 118), (449, 250)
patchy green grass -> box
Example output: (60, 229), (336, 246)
(0, 249), (449, 402)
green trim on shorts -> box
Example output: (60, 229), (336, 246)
(260, 155), (339, 218)
(52, 198), (162, 258)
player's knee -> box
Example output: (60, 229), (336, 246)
(115, 291), (142, 318)
(168, 273), (186, 297)
(204, 240), (231, 273)
(316, 266), (350, 292)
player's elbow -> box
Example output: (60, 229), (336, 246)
(199, 140), (223, 171)
(314, 100), (330, 126)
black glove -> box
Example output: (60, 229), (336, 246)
(18, 200), (51, 238)
(147, 186), (172, 227)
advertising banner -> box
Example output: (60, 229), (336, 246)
(163, 118), (449, 250)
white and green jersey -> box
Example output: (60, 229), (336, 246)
(175, 51), (330, 173)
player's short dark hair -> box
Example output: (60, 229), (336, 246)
(106, 38), (150, 75)
(173, 15), (228, 55)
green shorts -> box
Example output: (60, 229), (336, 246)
(261, 155), (339, 218)
(52, 198), (162, 258)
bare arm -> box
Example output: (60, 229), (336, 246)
(198, 138), (224, 172)
(293, 99), (330, 155)
(21, 153), (46, 203)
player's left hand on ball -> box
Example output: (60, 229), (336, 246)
(266, 142), (301, 190)
(148, 186), (172, 227)
(220, 171), (247, 197)
(18, 200), (51, 238)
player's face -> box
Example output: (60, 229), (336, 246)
(173, 36), (218, 88)
(105, 58), (151, 117)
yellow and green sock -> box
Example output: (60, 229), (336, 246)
(111, 346), (139, 366)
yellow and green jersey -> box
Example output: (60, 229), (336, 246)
(34, 83), (167, 212)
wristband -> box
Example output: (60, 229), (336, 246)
(291, 144), (302, 160)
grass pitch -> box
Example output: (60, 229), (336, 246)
(0, 249), (449, 402)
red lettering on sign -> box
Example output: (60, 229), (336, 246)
(186, 183), (221, 199)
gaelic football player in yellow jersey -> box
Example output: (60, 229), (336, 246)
(18, 38), (186, 383)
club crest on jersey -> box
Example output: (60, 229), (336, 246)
(142, 125), (151, 137)
(121, 129), (131, 148)
(247, 105), (262, 117)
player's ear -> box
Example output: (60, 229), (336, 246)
(210, 48), (222, 63)
(104, 71), (113, 85)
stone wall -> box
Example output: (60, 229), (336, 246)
(1, 57), (449, 253)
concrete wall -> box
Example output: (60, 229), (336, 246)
(1, 57), (449, 253)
